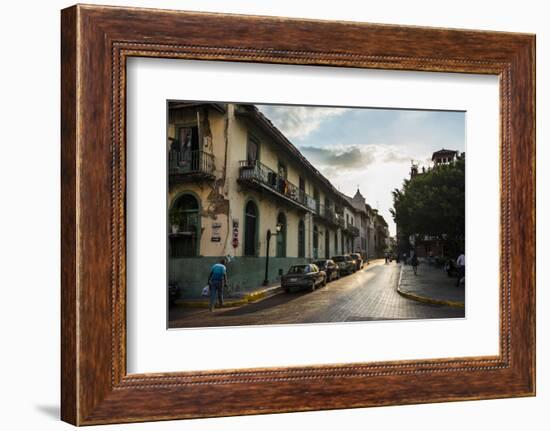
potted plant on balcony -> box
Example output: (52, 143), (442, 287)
(169, 208), (184, 234)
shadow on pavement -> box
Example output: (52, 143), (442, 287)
(217, 290), (310, 316)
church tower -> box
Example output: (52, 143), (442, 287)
(352, 187), (366, 209)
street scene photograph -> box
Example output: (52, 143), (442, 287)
(167, 101), (466, 329)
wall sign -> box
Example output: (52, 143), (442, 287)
(211, 221), (221, 242)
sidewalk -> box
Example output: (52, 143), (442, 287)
(174, 283), (282, 308)
(397, 262), (465, 308)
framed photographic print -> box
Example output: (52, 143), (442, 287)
(61, 4), (535, 425)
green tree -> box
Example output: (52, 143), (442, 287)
(391, 158), (465, 256)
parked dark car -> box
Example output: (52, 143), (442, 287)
(350, 253), (363, 270)
(312, 259), (339, 282)
(168, 282), (180, 306)
(282, 264), (326, 292)
(332, 255), (355, 276)
(345, 254), (358, 272)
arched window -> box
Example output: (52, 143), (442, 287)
(244, 200), (258, 256)
(313, 224), (319, 259)
(298, 219), (305, 258)
(169, 194), (200, 257)
(276, 212), (287, 258)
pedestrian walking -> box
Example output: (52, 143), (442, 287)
(411, 252), (419, 275)
(384, 251), (389, 264)
(402, 252), (407, 265)
(208, 258), (228, 311)
(456, 251), (465, 287)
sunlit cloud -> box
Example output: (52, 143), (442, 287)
(300, 145), (374, 169)
(301, 144), (419, 171)
(258, 105), (349, 139)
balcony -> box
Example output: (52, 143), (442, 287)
(315, 203), (339, 227)
(335, 212), (346, 229)
(238, 160), (316, 213)
(345, 223), (360, 237)
(169, 150), (215, 182)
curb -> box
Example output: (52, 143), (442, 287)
(174, 298), (249, 308)
(242, 286), (282, 302)
(174, 285), (282, 309)
(396, 265), (465, 309)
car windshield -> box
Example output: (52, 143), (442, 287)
(351, 254), (360, 259)
(288, 265), (309, 274)
(332, 256), (345, 262)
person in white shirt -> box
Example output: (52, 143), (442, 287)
(456, 252), (465, 287)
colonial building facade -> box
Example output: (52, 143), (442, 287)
(168, 103), (387, 297)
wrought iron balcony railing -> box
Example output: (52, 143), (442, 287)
(169, 150), (215, 179)
(335, 212), (346, 229)
(238, 160), (316, 212)
(345, 223), (360, 237)
(316, 203), (339, 226)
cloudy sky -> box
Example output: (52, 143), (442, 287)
(256, 104), (465, 236)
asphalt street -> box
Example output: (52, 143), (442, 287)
(168, 259), (464, 328)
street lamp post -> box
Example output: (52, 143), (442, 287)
(263, 224), (282, 286)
